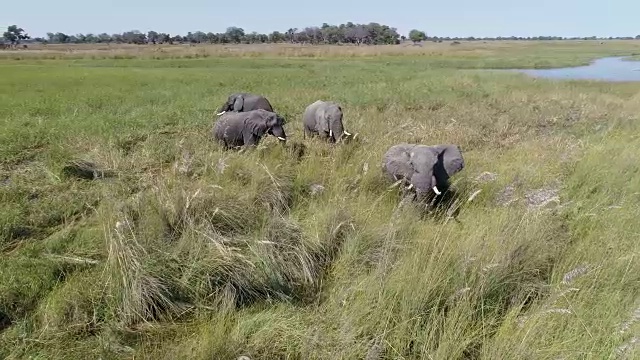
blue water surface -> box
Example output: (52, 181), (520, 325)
(505, 56), (640, 82)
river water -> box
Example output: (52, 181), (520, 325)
(502, 56), (640, 82)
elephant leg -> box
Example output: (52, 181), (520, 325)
(215, 135), (229, 149)
(308, 128), (320, 139)
(243, 132), (258, 147)
(304, 127), (313, 139)
(317, 129), (328, 141)
(302, 124), (311, 139)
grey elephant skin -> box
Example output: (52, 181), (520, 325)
(212, 109), (287, 149)
(382, 143), (465, 202)
(216, 93), (274, 115)
(302, 100), (352, 143)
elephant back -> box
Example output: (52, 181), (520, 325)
(212, 112), (241, 137)
(302, 100), (324, 125)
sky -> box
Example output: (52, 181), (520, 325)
(3, 0), (639, 39)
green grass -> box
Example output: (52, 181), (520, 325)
(1, 42), (639, 359)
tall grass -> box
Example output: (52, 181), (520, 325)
(2, 40), (640, 68)
(0, 43), (639, 359)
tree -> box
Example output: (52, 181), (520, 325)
(84, 33), (97, 43)
(31, 21), (408, 46)
(147, 31), (159, 44)
(408, 29), (427, 44)
(225, 27), (245, 43)
(269, 31), (285, 43)
(3, 25), (30, 46)
(47, 32), (69, 44)
(98, 33), (112, 43)
(303, 27), (322, 44)
(158, 33), (171, 44)
(345, 25), (369, 44)
(285, 28), (297, 43)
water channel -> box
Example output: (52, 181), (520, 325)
(499, 56), (640, 82)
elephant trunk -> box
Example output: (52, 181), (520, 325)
(330, 120), (344, 143)
(270, 125), (287, 143)
(431, 175), (442, 195)
(411, 172), (440, 203)
(216, 102), (231, 116)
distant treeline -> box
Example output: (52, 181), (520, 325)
(4, 23), (640, 46)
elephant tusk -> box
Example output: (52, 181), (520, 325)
(389, 179), (403, 189)
(329, 130), (333, 138)
(216, 111), (226, 116)
(277, 137), (286, 141)
(406, 184), (414, 190)
(432, 186), (441, 195)
(343, 131), (351, 136)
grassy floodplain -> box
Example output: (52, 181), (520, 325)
(1, 40), (640, 359)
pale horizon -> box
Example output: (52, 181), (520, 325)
(3, 0), (639, 39)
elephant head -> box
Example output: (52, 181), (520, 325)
(383, 143), (465, 202)
(319, 103), (351, 143)
(249, 109), (287, 143)
(217, 93), (246, 115)
(411, 144), (464, 201)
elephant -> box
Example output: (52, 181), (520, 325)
(216, 92), (274, 116)
(382, 143), (465, 203)
(302, 100), (352, 143)
(212, 109), (287, 149)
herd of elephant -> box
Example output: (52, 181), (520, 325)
(212, 92), (466, 209)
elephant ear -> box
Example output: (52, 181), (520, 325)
(383, 145), (414, 181)
(265, 112), (280, 128)
(233, 95), (244, 111)
(438, 144), (465, 176)
(275, 114), (286, 126)
(247, 111), (270, 137)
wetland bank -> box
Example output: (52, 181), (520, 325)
(1, 40), (640, 359)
